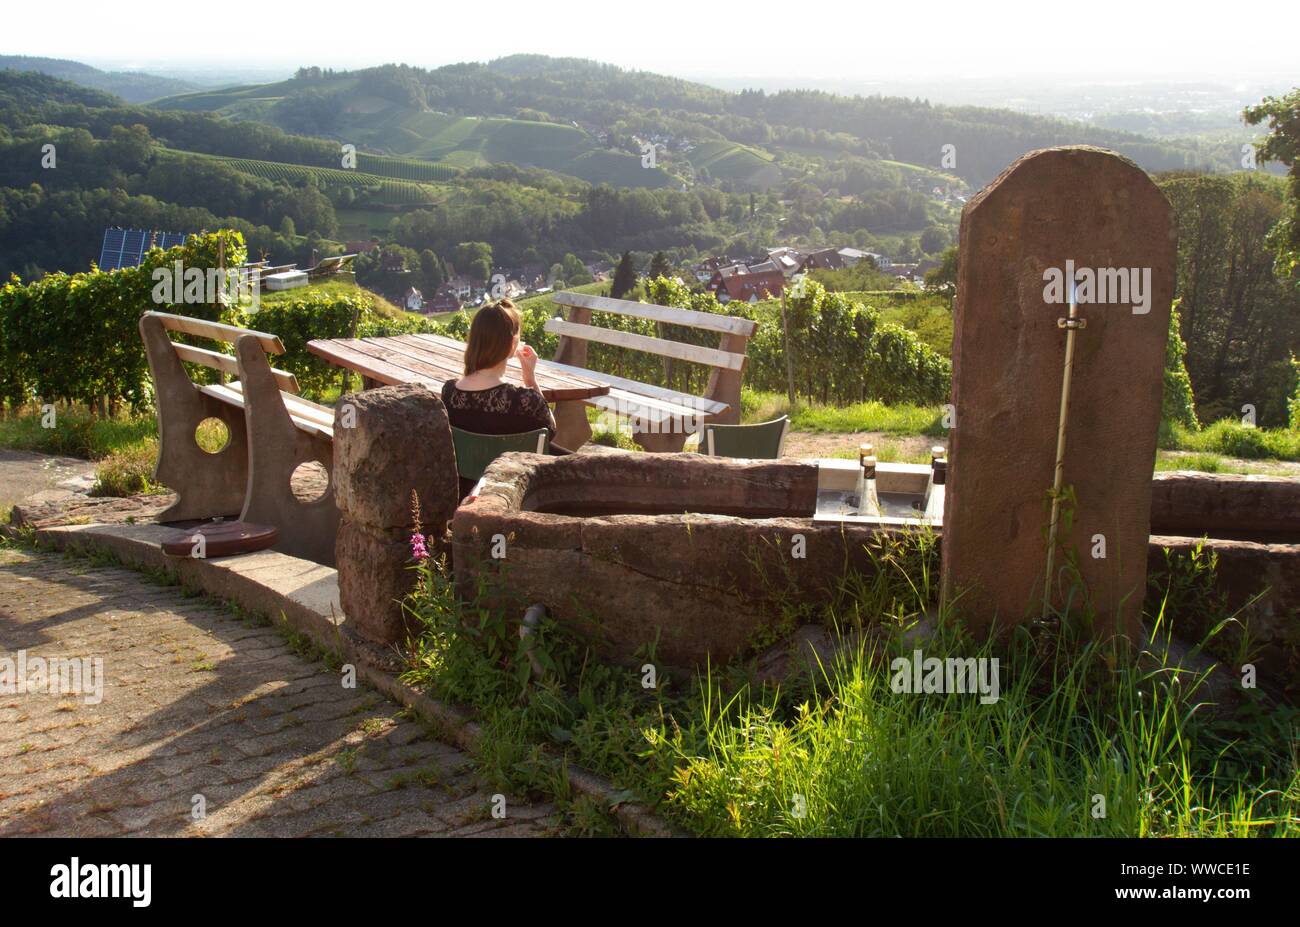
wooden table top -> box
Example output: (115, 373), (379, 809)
(306, 333), (611, 403)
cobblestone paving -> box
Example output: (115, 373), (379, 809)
(0, 546), (561, 837)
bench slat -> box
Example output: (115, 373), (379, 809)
(173, 344), (300, 394)
(541, 358), (729, 416)
(199, 383), (333, 439)
(145, 311), (284, 354)
(544, 319), (745, 371)
(598, 389), (698, 420)
(587, 393), (703, 428)
(554, 291), (757, 337)
(223, 382), (336, 429)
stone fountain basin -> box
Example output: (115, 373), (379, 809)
(449, 450), (1300, 673)
(450, 448), (907, 667)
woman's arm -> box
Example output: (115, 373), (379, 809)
(516, 343), (540, 390)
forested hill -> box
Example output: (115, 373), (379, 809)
(153, 55), (1232, 186)
(0, 55), (198, 104)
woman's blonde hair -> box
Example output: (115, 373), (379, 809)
(463, 299), (521, 374)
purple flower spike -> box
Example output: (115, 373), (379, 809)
(410, 532), (429, 560)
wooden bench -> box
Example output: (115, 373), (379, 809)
(139, 311), (339, 564)
(545, 291), (758, 452)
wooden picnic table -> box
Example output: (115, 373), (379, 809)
(306, 333), (612, 404)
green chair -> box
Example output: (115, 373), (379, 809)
(697, 415), (790, 459)
(451, 427), (550, 482)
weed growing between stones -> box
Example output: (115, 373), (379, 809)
(400, 534), (1300, 837)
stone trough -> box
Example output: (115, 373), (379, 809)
(451, 448), (915, 667)
(449, 447), (1299, 672)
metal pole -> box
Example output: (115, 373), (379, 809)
(1042, 286), (1085, 617)
(780, 283), (796, 406)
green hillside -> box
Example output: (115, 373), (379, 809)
(686, 140), (780, 187)
(161, 149), (446, 206)
(153, 80), (674, 189)
(0, 55), (199, 103)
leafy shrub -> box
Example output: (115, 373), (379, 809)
(1165, 418), (1300, 461)
(0, 231), (246, 412)
(1163, 299), (1199, 431)
(647, 277), (951, 406)
(589, 428), (642, 451)
(91, 441), (162, 497)
(1290, 355), (1300, 430)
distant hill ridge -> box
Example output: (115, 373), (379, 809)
(0, 55), (199, 103)
(148, 55), (1234, 187)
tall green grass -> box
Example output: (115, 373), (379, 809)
(400, 530), (1299, 837)
(741, 389), (945, 436)
(0, 406), (157, 459)
(1164, 419), (1300, 461)
(0, 405), (232, 498)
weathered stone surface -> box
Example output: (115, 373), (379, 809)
(1149, 535), (1300, 699)
(941, 146), (1177, 638)
(10, 465), (330, 531)
(336, 520), (423, 647)
(332, 383), (459, 537)
(11, 492), (176, 529)
(453, 451), (893, 667)
(1151, 471), (1300, 540)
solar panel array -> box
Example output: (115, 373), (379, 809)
(97, 228), (188, 271)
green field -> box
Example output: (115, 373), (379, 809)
(166, 149), (446, 206)
(353, 152), (462, 182)
(686, 139), (781, 187)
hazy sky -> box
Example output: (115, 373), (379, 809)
(6, 0), (1297, 84)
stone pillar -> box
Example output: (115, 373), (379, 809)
(333, 384), (459, 647)
(940, 146), (1176, 640)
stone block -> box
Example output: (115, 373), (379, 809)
(332, 383), (459, 538)
(336, 520), (423, 648)
(941, 146), (1177, 638)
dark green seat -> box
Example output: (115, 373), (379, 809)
(698, 415), (790, 459)
(451, 426), (550, 481)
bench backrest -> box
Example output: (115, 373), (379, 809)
(546, 292), (756, 371)
(141, 311), (300, 394)
(546, 291), (757, 424)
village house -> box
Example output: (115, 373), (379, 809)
(707, 261), (785, 303)
(446, 276), (477, 300)
(427, 285), (462, 314)
(797, 247), (848, 273)
(402, 286), (424, 312)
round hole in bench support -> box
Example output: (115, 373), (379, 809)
(196, 417), (230, 454)
(290, 460), (330, 503)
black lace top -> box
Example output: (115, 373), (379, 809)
(440, 380), (555, 436)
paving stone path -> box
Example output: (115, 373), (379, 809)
(0, 545), (561, 837)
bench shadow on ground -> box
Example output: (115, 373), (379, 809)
(0, 552), (496, 838)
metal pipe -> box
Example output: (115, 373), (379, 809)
(519, 603), (547, 676)
(1043, 287), (1086, 617)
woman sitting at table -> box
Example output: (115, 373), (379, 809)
(440, 298), (556, 439)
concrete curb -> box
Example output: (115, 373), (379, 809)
(9, 520), (676, 838)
